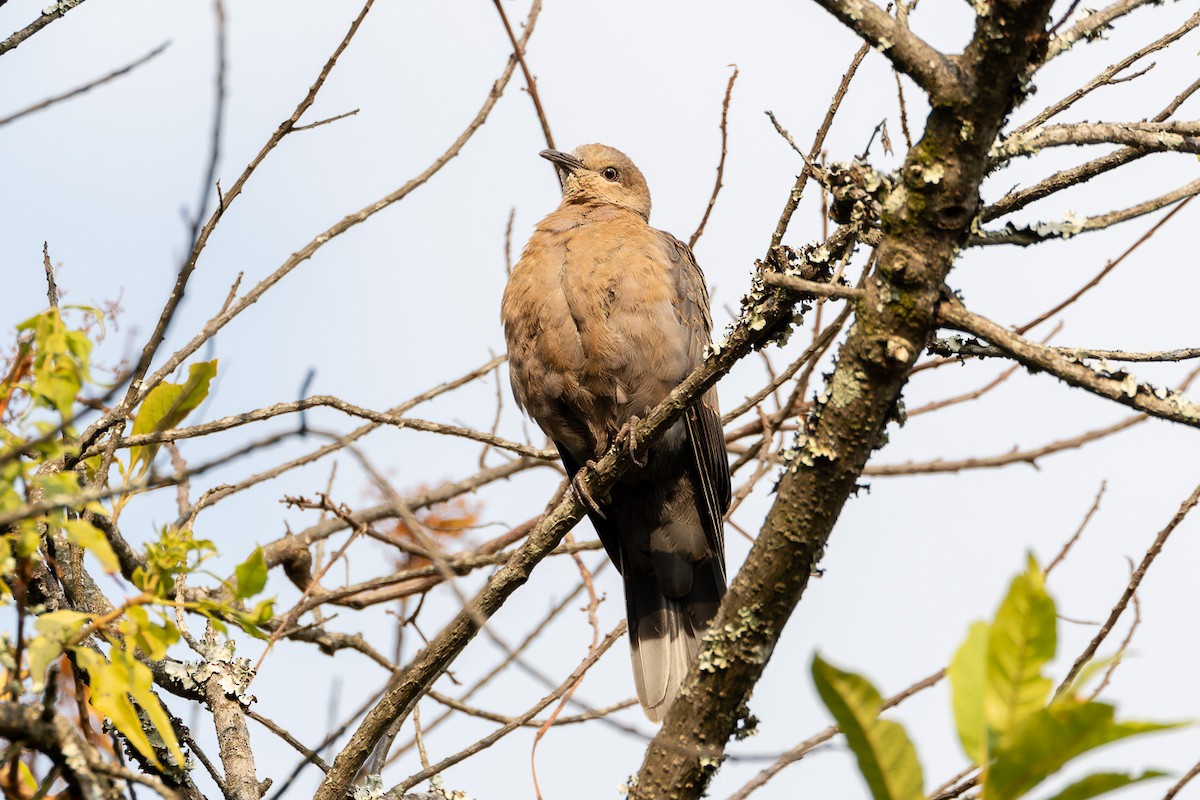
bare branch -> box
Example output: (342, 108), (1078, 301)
(995, 121), (1200, 161)
(690, 66), (739, 249)
(99, 394), (556, 461)
(928, 340), (1200, 364)
(1055, 480), (1200, 696)
(768, 43), (869, 249)
(491, 0), (553, 150)
(1046, 0), (1161, 60)
(0, 0), (93, 56)
(866, 414), (1143, 476)
(387, 623), (626, 795)
(973, 178), (1200, 246)
(939, 297), (1200, 428)
(1012, 196), (1193, 333)
(0, 41), (169, 128)
(1036, 10), (1200, 124)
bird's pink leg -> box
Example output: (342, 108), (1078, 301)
(571, 460), (607, 519)
(615, 415), (648, 468)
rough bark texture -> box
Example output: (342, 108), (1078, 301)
(631, 0), (1058, 795)
(0, 701), (114, 800)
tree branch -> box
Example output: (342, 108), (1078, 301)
(0, 0), (92, 56)
(938, 297), (1200, 427)
(807, 0), (964, 103)
(632, 0), (1058, 791)
(313, 228), (846, 800)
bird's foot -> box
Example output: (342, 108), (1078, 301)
(616, 416), (648, 468)
(572, 461), (607, 519)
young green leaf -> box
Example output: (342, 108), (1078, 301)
(1041, 770), (1168, 800)
(120, 606), (181, 661)
(26, 610), (92, 691)
(812, 654), (925, 800)
(75, 646), (185, 769)
(986, 557), (1056, 740)
(129, 360), (217, 473)
(233, 546), (268, 600)
(17, 309), (92, 418)
(987, 699), (1180, 800)
(949, 620), (990, 764)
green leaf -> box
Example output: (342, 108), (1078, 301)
(121, 606), (180, 661)
(986, 556), (1056, 741)
(76, 645), (185, 769)
(129, 360), (217, 472)
(949, 620), (990, 764)
(231, 598), (276, 639)
(1041, 770), (1169, 800)
(27, 610), (92, 691)
(233, 546), (267, 600)
(812, 654), (925, 800)
(60, 518), (119, 573)
(987, 699), (1180, 800)
(17, 309), (92, 418)
(136, 526), (217, 597)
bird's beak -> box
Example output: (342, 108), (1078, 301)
(540, 149), (585, 173)
(540, 149), (585, 190)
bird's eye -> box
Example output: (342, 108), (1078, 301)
(602, 167), (620, 182)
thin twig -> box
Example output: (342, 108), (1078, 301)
(491, 0), (554, 150)
(1055, 480), (1200, 696)
(1045, 481), (1106, 576)
(0, 41), (169, 128)
(389, 623), (626, 795)
(769, 42), (870, 249)
(689, 66), (738, 249)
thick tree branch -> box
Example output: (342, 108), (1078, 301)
(632, 0), (1057, 793)
(807, 0), (964, 103)
(0, 701), (118, 800)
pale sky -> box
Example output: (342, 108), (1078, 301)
(2, 1), (1198, 797)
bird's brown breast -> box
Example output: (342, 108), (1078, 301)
(501, 203), (694, 461)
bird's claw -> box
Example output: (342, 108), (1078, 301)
(572, 461), (607, 519)
(617, 416), (648, 468)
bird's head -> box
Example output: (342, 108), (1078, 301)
(541, 144), (652, 220)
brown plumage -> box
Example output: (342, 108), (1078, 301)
(501, 143), (730, 722)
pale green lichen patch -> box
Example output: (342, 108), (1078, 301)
(698, 607), (765, 672)
(1034, 210), (1086, 239)
(165, 638), (257, 706)
(915, 162), (945, 184)
(882, 183), (909, 218)
(1157, 131), (1185, 149)
(826, 362), (867, 410)
(990, 132), (1031, 160)
(352, 775), (385, 800)
(796, 436), (840, 469)
(43, 0), (83, 15)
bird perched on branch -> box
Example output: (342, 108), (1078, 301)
(501, 143), (730, 722)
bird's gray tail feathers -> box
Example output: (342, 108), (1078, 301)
(624, 562), (724, 723)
